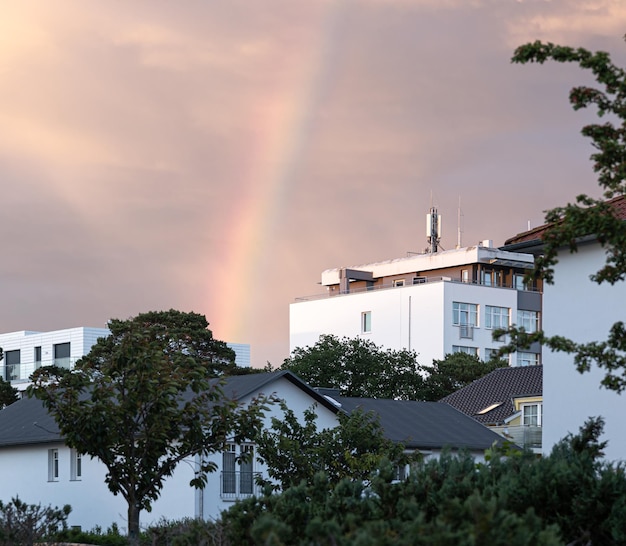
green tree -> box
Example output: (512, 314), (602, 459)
(422, 352), (503, 401)
(0, 377), (18, 409)
(502, 38), (626, 391)
(28, 310), (268, 546)
(221, 419), (626, 545)
(254, 401), (415, 492)
(282, 335), (423, 399)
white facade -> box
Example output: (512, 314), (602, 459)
(0, 328), (251, 389)
(291, 246), (540, 367)
(541, 242), (626, 461)
(0, 374), (339, 532)
(0, 327), (110, 388)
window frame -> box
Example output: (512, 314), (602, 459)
(361, 311), (372, 334)
(517, 310), (539, 333)
(452, 302), (478, 327)
(70, 449), (82, 481)
(48, 449), (59, 482)
(485, 305), (510, 330)
(452, 345), (479, 356)
(522, 403), (542, 426)
(516, 351), (540, 366)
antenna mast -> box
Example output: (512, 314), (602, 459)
(426, 206), (441, 253)
(456, 196), (463, 249)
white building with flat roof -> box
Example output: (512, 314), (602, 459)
(290, 243), (542, 368)
(0, 327), (251, 390)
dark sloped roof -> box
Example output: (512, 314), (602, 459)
(0, 371), (340, 449)
(334, 397), (505, 451)
(440, 365), (542, 425)
(503, 195), (626, 249)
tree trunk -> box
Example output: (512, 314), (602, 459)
(127, 501), (141, 546)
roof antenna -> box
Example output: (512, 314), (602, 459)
(426, 204), (442, 253)
(456, 196), (463, 249)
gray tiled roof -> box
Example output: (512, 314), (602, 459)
(439, 366), (543, 425)
(0, 371), (339, 449)
(334, 397), (505, 451)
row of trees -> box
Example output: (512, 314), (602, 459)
(281, 334), (503, 400)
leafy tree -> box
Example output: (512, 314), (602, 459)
(0, 377), (17, 409)
(421, 352), (503, 401)
(501, 38), (626, 391)
(28, 310), (268, 546)
(254, 401), (416, 491)
(221, 419), (626, 545)
(282, 335), (423, 399)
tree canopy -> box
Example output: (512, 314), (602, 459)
(254, 401), (415, 492)
(282, 335), (423, 399)
(283, 335), (501, 400)
(500, 38), (626, 391)
(28, 310), (267, 545)
(221, 418), (625, 545)
(0, 377), (17, 409)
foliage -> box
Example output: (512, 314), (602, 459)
(54, 523), (129, 546)
(254, 401), (416, 491)
(421, 352), (503, 401)
(282, 335), (423, 399)
(0, 377), (17, 409)
(140, 517), (226, 546)
(28, 309), (268, 545)
(283, 336), (501, 400)
(221, 419), (626, 545)
(505, 38), (626, 390)
(0, 496), (71, 546)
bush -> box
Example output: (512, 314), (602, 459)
(54, 523), (128, 545)
(0, 496), (70, 546)
(140, 517), (226, 546)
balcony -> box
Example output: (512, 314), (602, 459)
(491, 424), (542, 450)
(220, 471), (263, 501)
(459, 325), (474, 339)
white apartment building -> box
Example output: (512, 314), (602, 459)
(0, 327), (251, 390)
(290, 243), (542, 368)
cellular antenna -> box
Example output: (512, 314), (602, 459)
(457, 196), (463, 249)
(426, 206), (442, 254)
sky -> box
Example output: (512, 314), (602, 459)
(1, 0), (625, 367)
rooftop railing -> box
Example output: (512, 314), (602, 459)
(295, 276), (540, 302)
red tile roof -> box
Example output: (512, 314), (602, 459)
(504, 195), (626, 247)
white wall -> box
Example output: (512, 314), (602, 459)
(290, 280), (519, 367)
(0, 377), (340, 532)
(542, 242), (626, 461)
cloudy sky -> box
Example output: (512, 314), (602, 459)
(1, 0), (625, 367)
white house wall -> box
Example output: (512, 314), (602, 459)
(290, 280), (520, 367)
(198, 375), (339, 520)
(542, 242), (626, 461)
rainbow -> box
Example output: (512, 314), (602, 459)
(210, 3), (348, 348)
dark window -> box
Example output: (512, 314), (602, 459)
(5, 350), (20, 381)
(54, 343), (71, 369)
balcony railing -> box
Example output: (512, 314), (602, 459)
(220, 471), (263, 500)
(1, 359), (79, 382)
(492, 424), (542, 449)
(296, 276), (540, 302)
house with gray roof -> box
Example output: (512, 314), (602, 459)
(0, 370), (504, 532)
(440, 365), (543, 451)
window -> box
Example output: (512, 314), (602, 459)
(517, 310), (539, 333)
(70, 449), (82, 481)
(392, 279), (405, 287)
(516, 352), (540, 366)
(453, 302), (478, 327)
(221, 444), (256, 499)
(48, 449), (59, 482)
(54, 343), (71, 369)
(452, 345), (479, 356)
(481, 270), (502, 287)
(5, 350), (20, 381)
(461, 269), (470, 283)
(514, 274), (529, 291)
(522, 404), (542, 426)
(361, 311), (372, 333)
(34, 346), (42, 370)
(485, 306), (509, 330)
